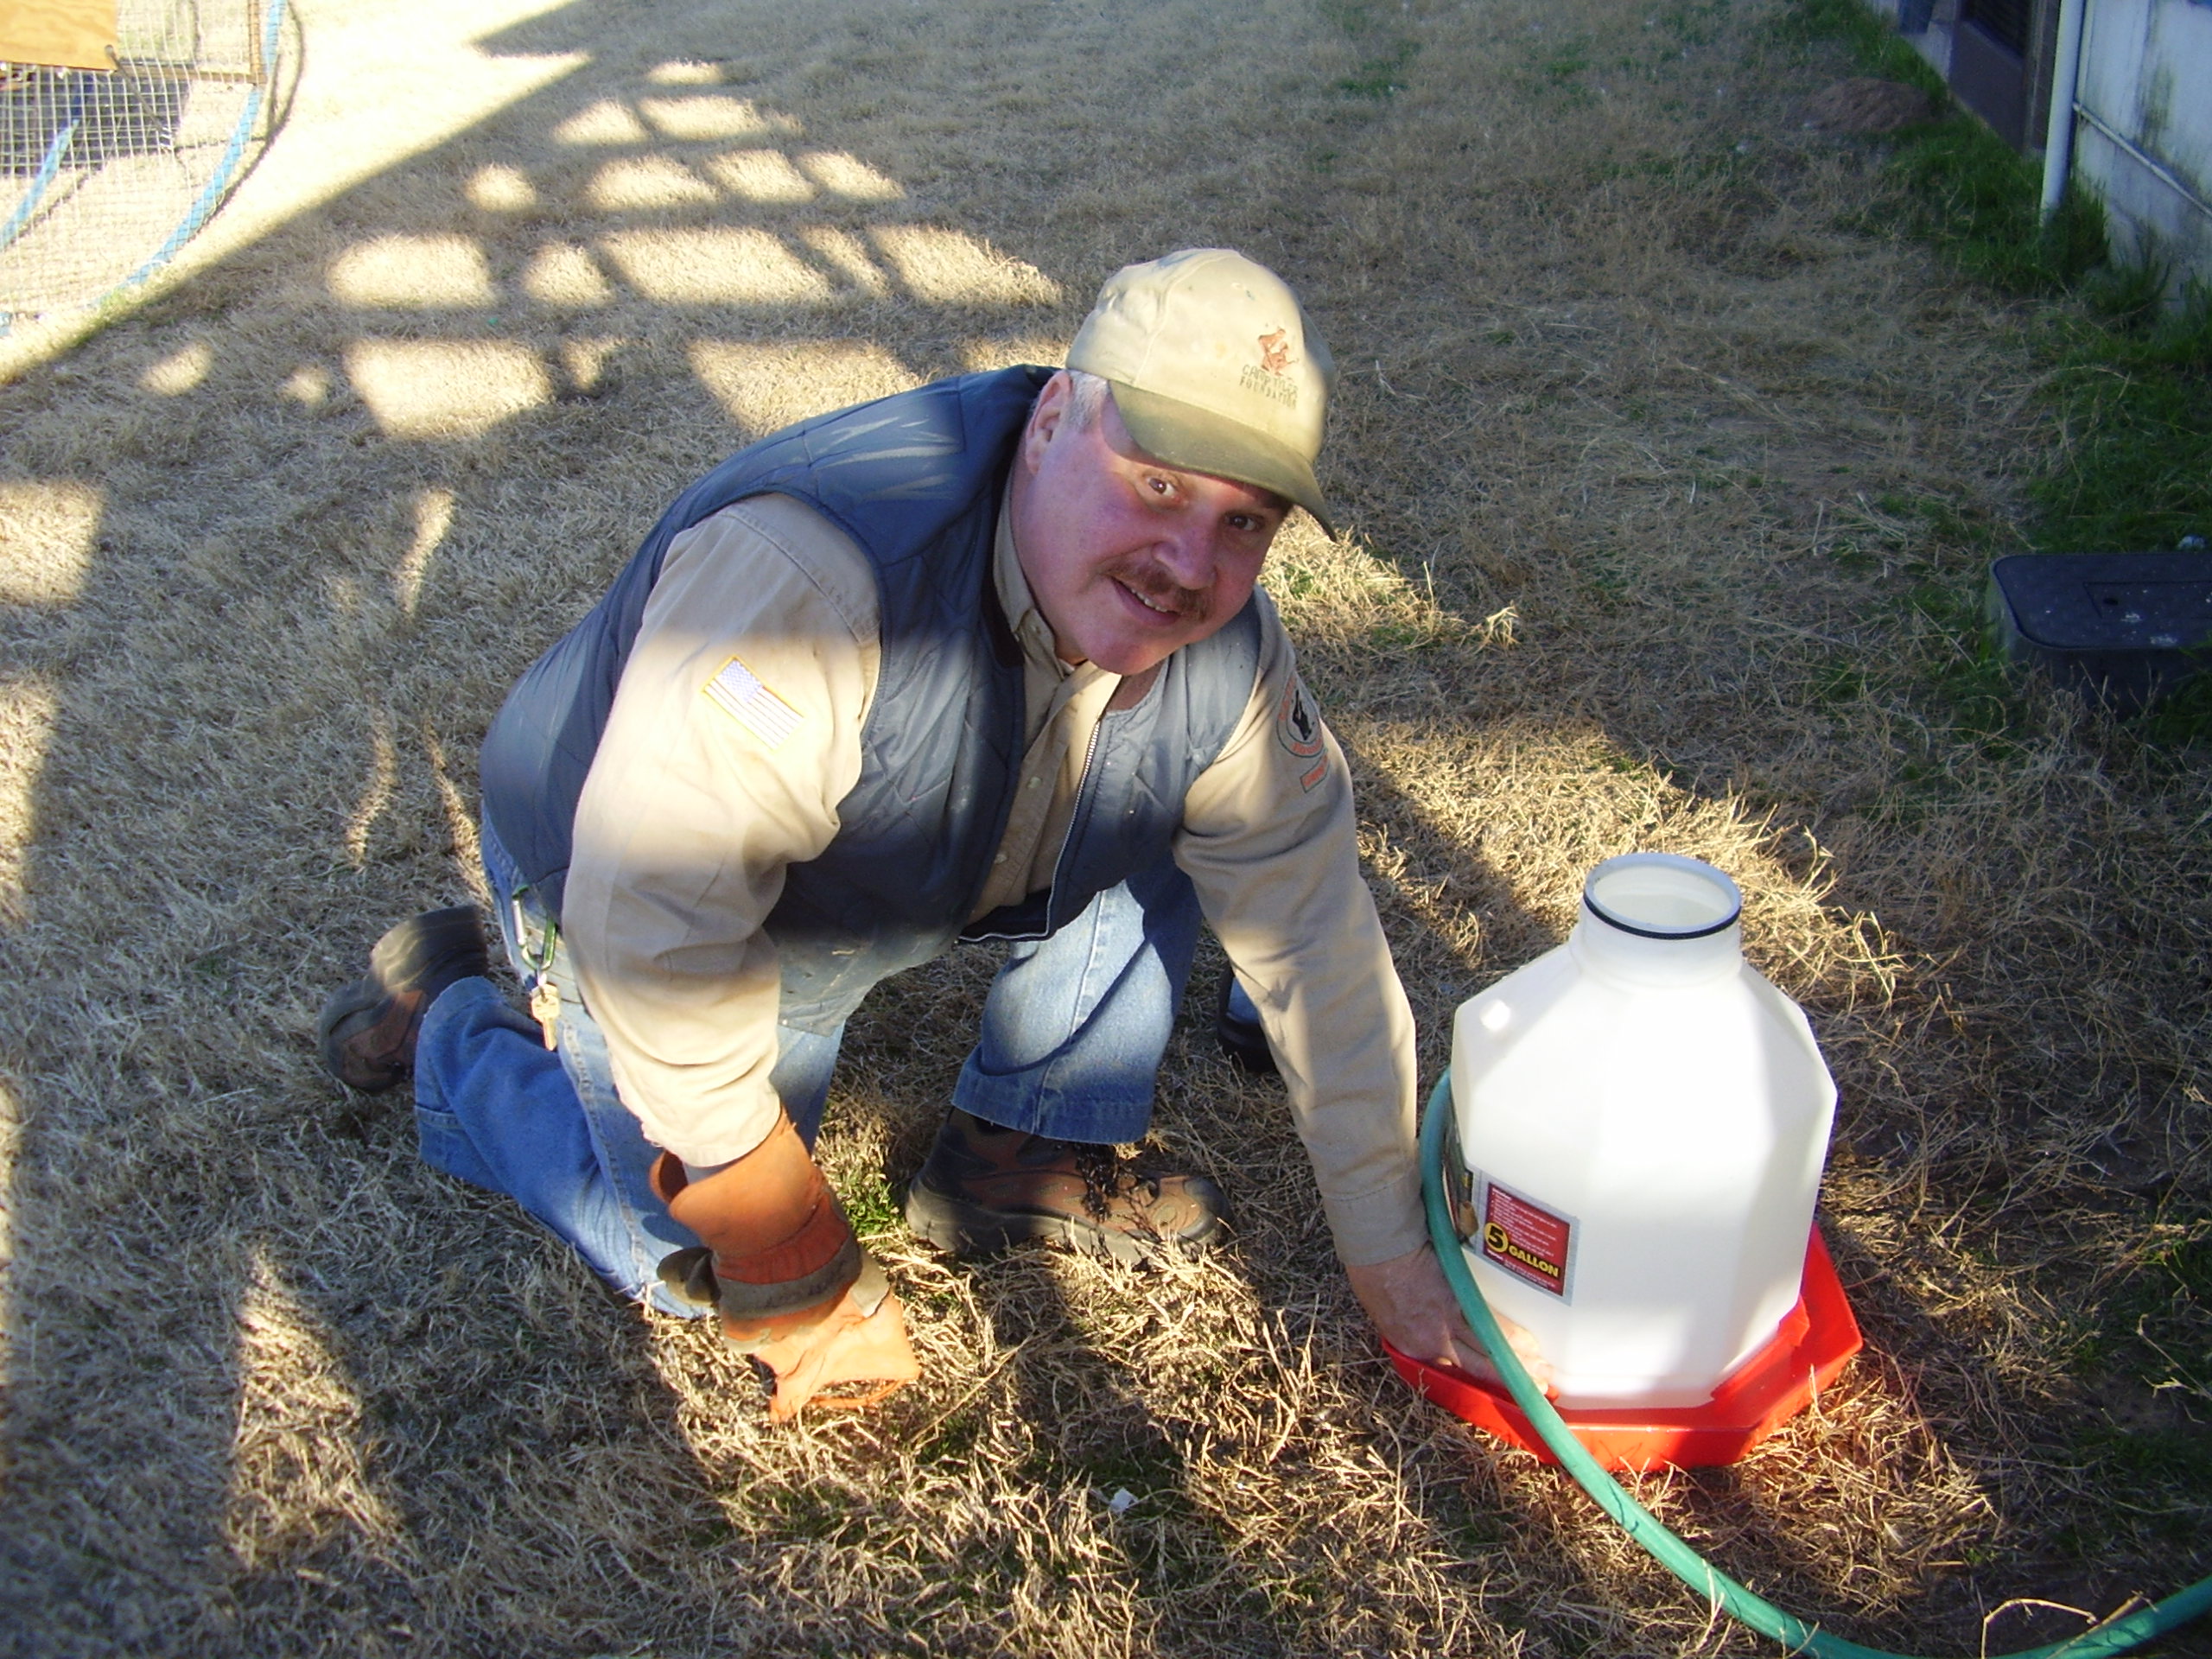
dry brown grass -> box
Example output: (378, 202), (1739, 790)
(2, 0), (2207, 1653)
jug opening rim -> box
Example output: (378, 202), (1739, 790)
(1581, 894), (1739, 940)
(1582, 854), (1743, 939)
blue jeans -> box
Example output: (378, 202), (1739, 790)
(410, 819), (1208, 1311)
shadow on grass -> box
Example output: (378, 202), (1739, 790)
(0, 0), (1561, 1647)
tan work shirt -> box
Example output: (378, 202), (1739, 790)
(563, 492), (1423, 1266)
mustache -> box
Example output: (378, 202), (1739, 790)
(1103, 557), (1211, 624)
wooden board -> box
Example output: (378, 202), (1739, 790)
(1, 0), (119, 73)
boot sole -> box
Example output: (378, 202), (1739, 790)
(902, 1177), (1225, 1268)
(369, 905), (489, 984)
(316, 906), (490, 1093)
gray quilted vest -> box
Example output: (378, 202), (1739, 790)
(480, 366), (1262, 1030)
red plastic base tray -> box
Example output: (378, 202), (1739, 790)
(1386, 1227), (1862, 1470)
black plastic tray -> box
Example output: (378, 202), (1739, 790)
(1986, 552), (2212, 709)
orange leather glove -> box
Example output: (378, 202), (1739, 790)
(652, 1115), (919, 1420)
(749, 1262), (920, 1422)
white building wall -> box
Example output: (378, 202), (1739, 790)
(2071, 0), (2212, 292)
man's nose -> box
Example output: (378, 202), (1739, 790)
(1153, 522), (1217, 589)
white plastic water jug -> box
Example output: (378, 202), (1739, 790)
(1450, 853), (1838, 1408)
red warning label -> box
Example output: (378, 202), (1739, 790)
(1478, 1180), (1576, 1299)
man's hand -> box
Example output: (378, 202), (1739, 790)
(750, 1281), (921, 1422)
(1345, 1243), (1555, 1394)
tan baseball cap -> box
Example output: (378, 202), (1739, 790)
(1067, 249), (1338, 538)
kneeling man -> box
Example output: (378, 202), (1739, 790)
(321, 249), (1503, 1418)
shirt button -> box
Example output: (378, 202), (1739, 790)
(994, 853), (1007, 864)
(1027, 776), (1043, 789)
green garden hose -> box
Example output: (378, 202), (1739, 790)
(1418, 1072), (2212, 1658)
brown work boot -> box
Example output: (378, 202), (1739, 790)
(903, 1109), (1229, 1266)
(317, 906), (490, 1093)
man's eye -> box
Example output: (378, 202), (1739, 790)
(1145, 475), (1173, 496)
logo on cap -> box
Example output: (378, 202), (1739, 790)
(1241, 329), (1301, 408)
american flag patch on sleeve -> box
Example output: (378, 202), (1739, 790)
(702, 656), (803, 750)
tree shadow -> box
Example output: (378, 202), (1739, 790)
(0, 0), (1515, 1650)
(0, 3), (1078, 1654)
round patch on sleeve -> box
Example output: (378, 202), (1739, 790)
(1274, 676), (1329, 792)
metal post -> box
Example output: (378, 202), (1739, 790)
(2038, 0), (2088, 224)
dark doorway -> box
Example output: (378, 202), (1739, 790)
(1949, 0), (2033, 146)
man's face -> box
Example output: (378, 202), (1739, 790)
(1010, 373), (1290, 677)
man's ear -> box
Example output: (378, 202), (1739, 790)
(1020, 371), (1075, 473)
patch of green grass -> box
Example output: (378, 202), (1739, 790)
(1780, 0), (2212, 742)
(1364, 618), (1442, 651)
(1821, 537), (1884, 572)
(753, 1479), (868, 1542)
(1906, 572), (2017, 735)
(836, 1164), (905, 1242)
(1510, 35), (1598, 105)
(1770, 0), (1944, 92)
(2023, 289), (2212, 741)
(1885, 123), (2107, 292)
(2135, 657), (2212, 747)
(1019, 1440), (1236, 1590)
(910, 1402), (989, 1466)
(1809, 657), (1869, 707)
(2073, 1225), (2212, 1385)
(1655, 0), (1736, 48)
(1544, 39), (1593, 83)
(2059, 1224), (2212, 1522)
(2073, 1422), (2212, 1496)
(1338, 39), (1417, 100)
(1045, 1446), (1181, 1494)
(1803, 481), (2029, 746)
(2030, 290), (2212, 554)
(1779, 0), (2103, 292)
(1578, 553), (1636, 602)
(1320, 0), (1419, 100)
